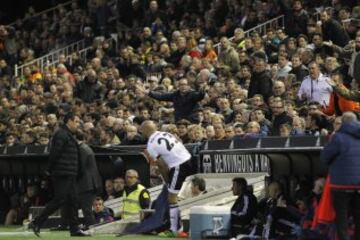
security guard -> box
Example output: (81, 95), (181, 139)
(121, 169), (150, 220)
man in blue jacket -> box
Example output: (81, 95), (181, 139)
(321, 111), (360, 240)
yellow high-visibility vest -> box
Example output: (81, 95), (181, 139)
(122, 184), (146, 219)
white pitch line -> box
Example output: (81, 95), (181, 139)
(0, 231), (34, 236)
(0, 231), (54, 237)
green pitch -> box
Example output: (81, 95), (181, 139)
(0, 227), (179, 240)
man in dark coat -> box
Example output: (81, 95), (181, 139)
(320, 10), (350, 47)
(290, 54), (308, 82)
(76, 131), (102, 228)
(29, 112), (88, 237)
(271, 100), (292, 136)
(230, 177), (257, 237)
(279, 0), (309, 37)
(248, 58), (273, 102)
(141, 78), (205, 123)
(75, 69), (103, 103)
(321, 112), (360, 240)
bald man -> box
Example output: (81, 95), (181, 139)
(140, 121), (192, 237)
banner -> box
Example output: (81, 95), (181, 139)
(201, 152), (271, 174)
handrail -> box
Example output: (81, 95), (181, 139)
(214, 9), (324, 54)
(7, 0), (75, 27)
(214, 15), (285, 54)
(13, 35), (118, 86)
(14, 39), (86, 77)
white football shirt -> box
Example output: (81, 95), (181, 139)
(146, 131), (191, 168)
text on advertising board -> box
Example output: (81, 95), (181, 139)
(201, 153), (270, 173)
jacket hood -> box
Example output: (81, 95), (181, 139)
(339, 121), (360, 138)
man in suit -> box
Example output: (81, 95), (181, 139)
(76, 130), (102, 229)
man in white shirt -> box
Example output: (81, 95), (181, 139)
(297, 62), (332, 107)
(140, 120), (192, 237)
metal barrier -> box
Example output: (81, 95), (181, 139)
(14, 35), (118, 81)
(14, 39), (86, 77)
(214, 15), (285, 54)
(214, 9), (326, 54)
(7, 0), (76, 27)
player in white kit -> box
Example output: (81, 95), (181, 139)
(140, 120), (192, 237)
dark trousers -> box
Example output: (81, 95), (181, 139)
(332, 190), (360, 240)
(79, 191), (96, 227)
(60, 190), (96, 228)
(34, 176), (79, 233)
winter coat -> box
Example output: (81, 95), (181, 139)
(248, 70), (273, 102)
(321, 121), (360, 189)
(48, 125), (79, 176)
(149, 90), (205, 122)
(77, 143), (102, 193)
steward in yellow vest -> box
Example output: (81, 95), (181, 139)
(121, 169), (150, 220)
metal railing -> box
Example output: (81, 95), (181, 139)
(214, 9), (325, 54)
(214, 15), (285, 53)
(14, 39), (86, 77)
(14, 35), (118, 80)
(8, 0), (76, 27)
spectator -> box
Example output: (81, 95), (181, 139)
(291, 116), (307, 136)
(279, 123), (292, 137)
(75, 69), (103, 103)
(93, 197), (114, 224)
(252, 109), (271, 136)
(279, 0), (309, 37)
(5, 184), (40, 225)
(259, 181), (301, 239)
(290, 54), (309, 83)
(121, 125), (146, 145)
(271, 100), (293, 136)
(248, 57), (273, 102)
(190, 177), (206, 197)
(176, 119), (190, 143)
(113, 177), (125, 199)
(142, 78), (205, 122)
(218, 36), (240, 73)
(213, 122), (226, 140)
(217, 97), (234, 124)
(272, 81), (287, 99)
(205, 125), (216, 140)
(322, 73), (360, 116)
(103, 179), (114, 201)
(274, 53), (292, 79)
(320, 9), (350, 47)
(297, 62), (332, 107)
(321, 112), (360, 240)
(224, 125), (235, 139)
(243, 121), (263, 138)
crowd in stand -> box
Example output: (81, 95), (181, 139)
(0, 0), (359, 149)
(0, 0), (360, 237)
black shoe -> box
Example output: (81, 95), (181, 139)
(70, 230), (91, 237)
(28, 221), (41, 237)
(50, 225), (68, 231)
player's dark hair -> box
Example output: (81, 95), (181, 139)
(192, 177), (206, 192)
(63, 112), (76, 124)
(233, 177), (248, 192)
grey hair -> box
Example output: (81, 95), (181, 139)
(341, 111), (358, 124)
